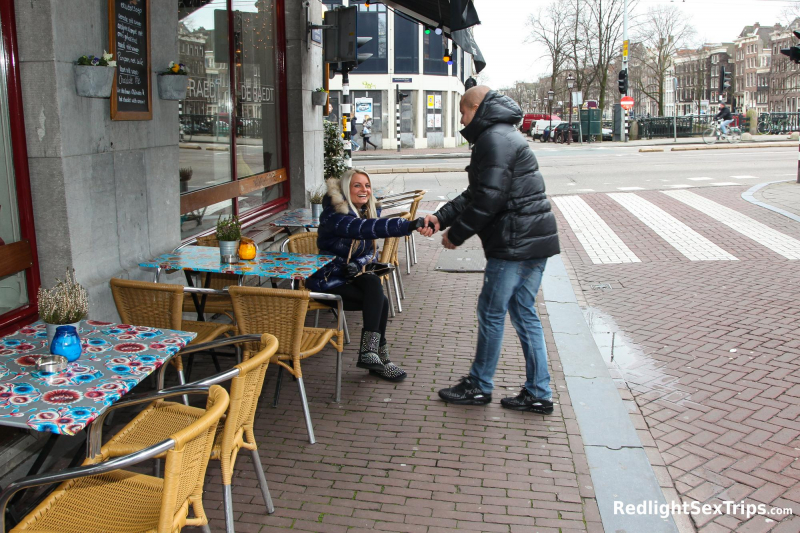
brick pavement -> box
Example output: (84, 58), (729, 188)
(552, 185), (800, 532)
(163, 200), (603, 532)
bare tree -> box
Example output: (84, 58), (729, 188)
(583, 0), (631, 113)
(631, 5), (696, 116)
(526, 0), (574, 95)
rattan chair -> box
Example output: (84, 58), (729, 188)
(378, 189), (426, 273)
(110, 278), (236, 391)
(376, 213), (409, 317)
(182, 234), (239, 318)
(281, 231), (351, 343)
(228, 286), (344, 444)
(94, 334), (278, 533)
(0, 385), (229, 533)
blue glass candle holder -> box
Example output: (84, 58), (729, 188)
(50, 325), (82, 362)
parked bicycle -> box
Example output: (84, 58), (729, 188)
(757, 113), (790, 134)
(703, 120), (741, 145)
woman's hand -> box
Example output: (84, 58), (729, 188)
(345, 262), (361, 278)
(419, 215), (440, 237)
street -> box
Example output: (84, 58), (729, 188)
(366, 142), (798, 199)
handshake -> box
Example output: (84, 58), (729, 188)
(409, 215), (440, 237)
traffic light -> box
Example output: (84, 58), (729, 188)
(323, 6), (372, 72)
(718, 67), (731, 93)
(350, 36), (373, 70)
(618, 69), (628, 95)
(781, 31), (800, 64)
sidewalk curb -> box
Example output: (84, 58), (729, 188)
(353, 152), (471, 160)
(542, 255), (679, 533)
(364, 166), (465, 174)
(742, 179), (800, 223)
(671, 142), (796, 151)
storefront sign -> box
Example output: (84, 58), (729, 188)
(109, 0), (152, 120)
(354, 98), (373, 123)
(392, 77), (412, 83)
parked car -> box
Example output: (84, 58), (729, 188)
(521, 113), (561, 135)
(552, 122), (581, 143)
(532, 118), (563, 140)
(602, 127), (613, 141)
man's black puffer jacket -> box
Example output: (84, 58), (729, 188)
(434, 91), (560, 260)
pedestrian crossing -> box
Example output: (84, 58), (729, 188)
(555, 191), (800, 263)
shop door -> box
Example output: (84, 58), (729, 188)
(0, 3), (40, 334)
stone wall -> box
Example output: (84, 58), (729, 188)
(16, 0), (180, 320)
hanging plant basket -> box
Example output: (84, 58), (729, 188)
(312, 91), (328, 107)
(74, 65), (115, 98)
(158, 74), (189, 101)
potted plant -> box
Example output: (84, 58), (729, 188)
(216, 214), (242, 262)
(323, 120), (347, 180)
(179, 167), (192, 194)
(38, 269), (89, 344)
(308, 185), (326, 219)
(74, 52), (116, 98)
(312, 87), (328, 107)
(158, 61), (189, 101)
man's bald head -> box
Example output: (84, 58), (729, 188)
(460, 85), (492, 127)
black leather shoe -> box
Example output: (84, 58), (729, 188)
(501, 387), (553, 414)
(438, 376), (491, 405)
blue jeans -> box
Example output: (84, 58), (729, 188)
(469, 257), (552, 400)
(720, 119), (733, 134)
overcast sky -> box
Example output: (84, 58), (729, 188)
(474, 0), (796, 89)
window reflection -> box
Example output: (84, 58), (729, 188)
(180, 199), (234, 241)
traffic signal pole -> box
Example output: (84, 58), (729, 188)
(342, 67), (352, 169)
(396, 84), (401, 152)
(780, 31), (800, 182)
(623, 0), (629, 143)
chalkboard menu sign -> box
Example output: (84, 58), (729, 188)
(108, 0), (152, 120)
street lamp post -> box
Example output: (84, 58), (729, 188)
(566, 73), (575, 145)
(548, 89), (555, 141)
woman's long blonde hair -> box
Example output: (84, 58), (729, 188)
(340, 168), (378, 219)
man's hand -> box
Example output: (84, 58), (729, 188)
(442, 230), (457, 250)
(420, 214), (440, 237)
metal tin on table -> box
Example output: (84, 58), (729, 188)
(36, 355), (68, 373)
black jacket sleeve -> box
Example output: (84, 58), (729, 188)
(444, 134), (516, 247)
(433, 186), (472, 230)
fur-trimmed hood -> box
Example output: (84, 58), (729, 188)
(325, 177), (350, 215)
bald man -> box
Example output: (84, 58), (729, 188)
(423, 86), (560, 414)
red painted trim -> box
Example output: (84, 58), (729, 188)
(226, 0), (239, 216)
(0, 0), (42, 333)
(275, 0), (290, 202)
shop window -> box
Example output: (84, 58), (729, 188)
(177, 0), (288, 241)
(394, 12), (418, 74)
(423, 34), (447, 75)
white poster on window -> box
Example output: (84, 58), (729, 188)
(354, 98), (373, 123)
(434, 114), (442, 128)
(427, 114), (435, 128)
(434, 94), (442, 109)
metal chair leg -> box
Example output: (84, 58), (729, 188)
(396, 264), (406, 299)
(392, 270), (403, 312)
(411, 231), (418, 265)
(153, 458), (161, 478)
(272, 366), (283, 407)
(235, 345), (242, 364)
(250, 448), (275, 514)
(223, 484), (235, 533)
(335, 350), (342, 403)
(341, 310), (350, 344)
(385, 277), (396, 318)
(177, 368), (190, 406)
(314, 309), (320, 328)
(201, 524), (212, 533)
(405, 236), (412, 274)
(297, 377), (316, 444)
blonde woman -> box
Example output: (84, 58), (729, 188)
(361, 115), (378, 150)
(306, 169), (426, 381)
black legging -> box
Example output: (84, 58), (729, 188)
(363, 135), (378, 150)
(325, 274), (388, 343)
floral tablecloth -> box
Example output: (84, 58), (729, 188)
(268, 208), (318, 229)
(0, 320), (196, 435)
(139, 247), (334, 279)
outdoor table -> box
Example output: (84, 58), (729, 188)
(139, 247), (335, 317)
(0, 320), (196, 437)
(268, 207), (319, 231)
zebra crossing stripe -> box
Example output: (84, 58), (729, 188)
(608, 193), (737, 261)
(552, 196), (641, 264)
(663, 190), (800, 259)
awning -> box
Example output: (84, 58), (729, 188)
(383, 0), (478, 34)
(452, 28), (485, 73)
(384, 0), (485, 73)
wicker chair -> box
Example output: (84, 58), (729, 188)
(1, 385), (229, 533)
(110, 278), (236, 391)
(377, 212), (409, 317)
(228, 286), (344, 444)
(182, 234), (239, 318)
(96, 334), (279, 533)
(281, 231), (351, 343)
(378, 190), (426, 273)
